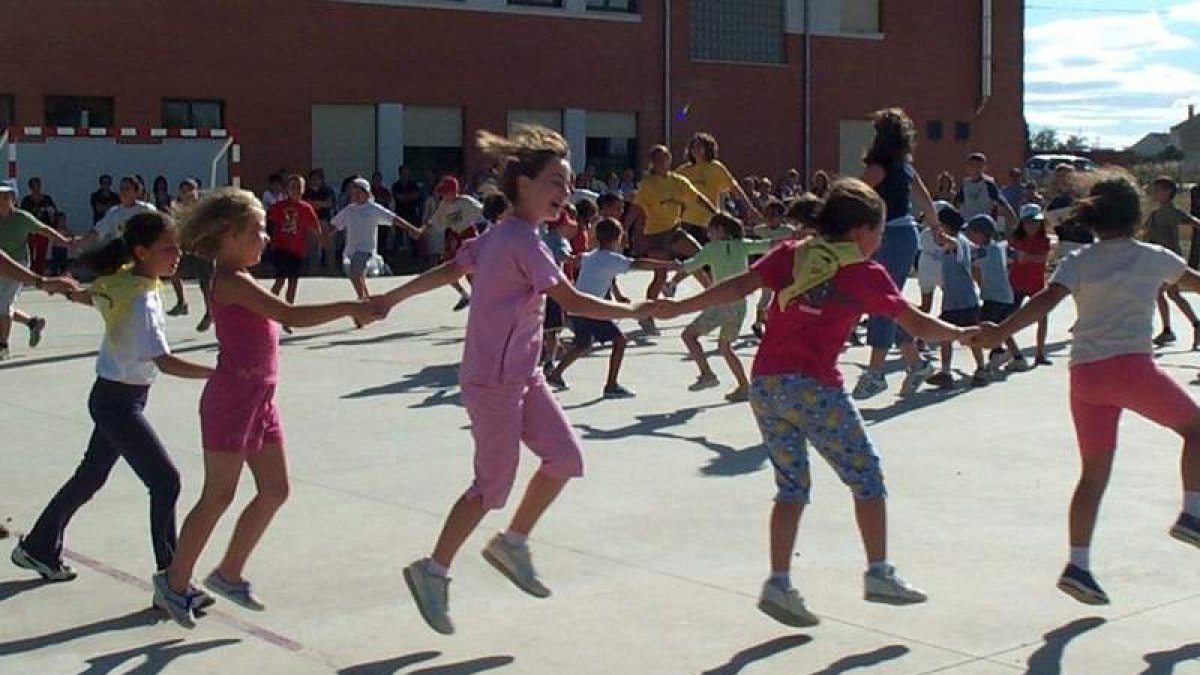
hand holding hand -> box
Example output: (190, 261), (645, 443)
(955, 325), (981, 346)
(367, 295), (393, 320)
(628, 301), (654, 320)
(41, 276), (81, 296)
(648, 299), (685, 321)
(969, 322), (1004, 349)
(351, 299), (380, 327)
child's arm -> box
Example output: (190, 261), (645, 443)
(894, 306), (974, 345)
(629, 258), (682, 272)
(650, 269), (762, 320)
(33, 222), (75, 248)
(0, 249), (78, 295)
(975, 283), (1070, 347)
(381, 260), (467, 309)
(1176, 268), (1200, 293)
(545, 280), (647, 321)
(610, 279), (629, 303)
(219, 270), (374, 327)
(153, 354), (214, 379)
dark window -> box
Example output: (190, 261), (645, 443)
(926, 120), (943, 141)
(44, 96), (114, 127)
(402, 147), (465, 186)
(690, 0), (784, 64)
(587, 0), (636, 11)
(955, 121), (971, 141)
(162, 99), (225, 128)
(508, 0), (563, 6)
(0, 95), (13, 130)
(585, 137), (638, 180)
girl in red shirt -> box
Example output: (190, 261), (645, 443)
(1008, 204), (1052, 365)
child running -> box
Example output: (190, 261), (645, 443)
(1143, 176), (1200, 348)
(266, 174), (323, 332)
(650, 178), (974, 626)
(155, 189), (376, 628)
(1008, 203), (1052, 365)
(379, 125), (649, 636)
(545, 217), (679, 397)
(926, 209), (989, 389)
(974, 170), (1200, 604)
(12, 213), (214, 604)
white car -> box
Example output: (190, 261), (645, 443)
(1024, 154), (1097, 184)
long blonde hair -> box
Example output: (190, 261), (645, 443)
(178, 187), (264, 259)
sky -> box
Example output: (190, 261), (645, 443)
(1025, 0), (1200, 150)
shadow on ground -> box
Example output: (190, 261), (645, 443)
(1024, 616), (1106, 675)
(700, 634), (812, 674)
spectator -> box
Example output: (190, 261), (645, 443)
(809, 170), (831, 198)
(19, 177), (58, 275)
(151, 175), (172, 211)
(619, 168), (638, 195)
(84, 176), (157, 249)
(777, 168), (803, 200)
(89, 174), (120, 224)
(262, 172), (285, 209)
(932, 171), (956, 202)
(1001, 168), (1024, 212)
(46, 212), (71, 276)
(302, 168), (337, 272)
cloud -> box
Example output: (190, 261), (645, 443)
(1168, 0), (1200, 21)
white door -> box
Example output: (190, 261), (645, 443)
(838, 119), (874, 177)
(312, 104), (377, 185)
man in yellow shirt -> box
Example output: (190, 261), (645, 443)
(676, 132), (762, 243)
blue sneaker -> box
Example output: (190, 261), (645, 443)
(203, 570), (265, 611)
(152, 571), (196, 628)
(1057, 563), (1109, 605)
(1170, 513), (1200, 548)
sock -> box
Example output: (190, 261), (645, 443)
(769, 571), (791, 590)
(1184, 491), (1200, 517)
(424, 558), (450, 578)
(502, 530), (528, 547)
(867, 560), (892, 576)
(1069, 546), (1090, 570)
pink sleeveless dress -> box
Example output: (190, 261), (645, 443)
(198, 296), (283, 454)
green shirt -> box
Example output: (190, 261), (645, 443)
(0, 209), (43, 264)
(684, 238), (773, 282)
(1145, 204), (1190, 254)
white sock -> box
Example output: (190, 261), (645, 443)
(769, 571), (791, 590)
(1069, 546), (1090, 570)
(867, 560), (892, 576)
(502, 530), (528, 547)
(424, 558), (449, 578)
(1185, 491), (1200, 517)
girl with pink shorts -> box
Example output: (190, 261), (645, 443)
(153, 188), (376, 628)
(380, 125), (649, 635)
(978, 170), (1200, 606)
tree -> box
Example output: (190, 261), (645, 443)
(1062, 134), (1090, 152)
(1158, 145), (1185, 162)
(1031, 128), (1060, 152)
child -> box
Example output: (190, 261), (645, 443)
(546, 217), (679, 397)
(956, 152), (1018, 227)
(916, 202), (948, 320)
(12, 213), (214, 607)
(540, 209), (575, 375)
(156, 189), (376, 628)
(651, 178), (974, 626)
(674, 213), (773, 402)
(1143, 176), (1200, 348)
(974, 170), (1200, 604)
(926, 208), (989, 389)
(965, 214), (1028, 372)
(479, 192), (509, 235)
(266, 174), (323, 333)
(332, 177), (418, 320)
(749, 200), (799, 338)
(421, 176), (479, 311)
(379, 125), (649, 635)
(1009, 204), (1052, 365)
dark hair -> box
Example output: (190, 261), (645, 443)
(686, 132), (719, 164)
(268, 172), (284, 184)
(482, 192), (509, 222)
(763, 198), (786, 217)
(596, 192), (623, 211)
(707, 212), (744, 239)
(863, 108), (916, 166)
(476, 125), (570, 203)
(575, 197), (598, 224)
(1074, 170), (1142, 238)
(935, 171), (956, 194)
(153, 175), (168, 192)
(814, 178), (885, 239)
(80, 211), (174, 276)
(1151, 175), (1178, 199)
(810, 170), (831, 197)
(595, 217), (624, 245)
(119, 175), (139, 191)
(649, 144), (671, 162)
(27, 177), (41, 189)
(100, 174), (112, 182)
(967, 152), (988, 163)
(786, 192), (823, 227)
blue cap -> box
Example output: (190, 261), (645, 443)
(966, 214), (997, 237)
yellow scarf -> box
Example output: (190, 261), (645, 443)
(91, 266), (161, 337)
(776, 237), (865, 310)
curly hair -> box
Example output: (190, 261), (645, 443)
(863, 108), (916, 166)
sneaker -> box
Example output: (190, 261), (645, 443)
(756, 580), (820, 627)
(852, 370), (887, 400)
(203, 570), (265, 611)
(452, 295), (470, 312)
(663, 281), (678, 298)
(751, 322), (765, 339)
(688, 373), (720, 391)
(281, 324), (294, 335)
(27, 317), (45, 348)
(1170, 513), (1200, 548)
(152, 571), (196, 628)
(1035, 354), (1052, 366)
(483, 535), (551, 598)
(188, 585), (216, 615)
(603, 384), (636, 399)
(900, 360), (936, 396)
(1006, 356), (1032, 373)
(1153, 330), (1177, 347)
(848, 331), (864, 347)
(403, 560), (454, 635)
(926, 371), (954, 390)
(11, 538), (76, 582)
(864, 564), (928, 604)
(987, 349), (1013, 371)
(724, 386), (749, 403)
(196, 313), (212, 333)
(971, 368), (990, 387)
(167, 302), (189, 317)
(1057, 563), (1109, 605)
(546, 373), (569, 391)
(637, 317), (660, 335)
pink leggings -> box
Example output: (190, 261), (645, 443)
(1070, 354), (1200, 457)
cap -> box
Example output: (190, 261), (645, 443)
(179, 177), (200, 190)
(0, 179), (17, 197)
(936, 206), (965, 231)
(966, 214), (997, 237)
(351, 177), (372, 194)
(435, 176), (460, 196)
(1019, 203), (1044, 221)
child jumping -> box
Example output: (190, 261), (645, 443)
(156, 189), (376, 628)
(651, 178), (974, 626)
(974, 170), (1200, 605)
(379, 125), (649, 635)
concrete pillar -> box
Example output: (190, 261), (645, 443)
(377, 103), (404, 182)
(563, 108), (587, 173)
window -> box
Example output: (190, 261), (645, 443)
(841, 0), (880, 34)
(44, 96), (114, 127)
(162, 99), (224, 128)
(508, 109), (563, 134)
(690, 0), (784, 64)
(508, 0), (562, 6)
(926, 120), (943, 141)
(0, 95), (13, 130)
(585, 111), (637, 179)
(955, 121), (971, 141)
(587, 0), (636, 11)
(404, 106), (464, 180)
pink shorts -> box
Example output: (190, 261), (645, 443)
(461, 375), (584, 510)
(200, 376), (284, 455)
(1069, 354), (1199, 457)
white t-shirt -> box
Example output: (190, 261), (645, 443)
(575, 249), (632, 298)
(95, 289), (171, 385)
(331, 201), (396, 255)
(1050, 238), (1186, 366)
(426, 195), (483, 254)
(93, 201), (158, 243)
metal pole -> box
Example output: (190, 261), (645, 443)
(803, 0), (812, 181)
(664, 0), (672, 145)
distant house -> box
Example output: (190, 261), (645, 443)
(1169, 105), (1200, 168)
(1128, 132), (1171, 159)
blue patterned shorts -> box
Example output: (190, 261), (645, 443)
(749, 374), (886, 504)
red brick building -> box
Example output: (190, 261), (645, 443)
(1, 0), (1024, 191)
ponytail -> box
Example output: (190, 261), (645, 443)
(80, 211), (174, 276)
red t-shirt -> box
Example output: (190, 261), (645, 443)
(751, 240), (908, 387)
(565, 228), (590, 280)
(1007, 233), (1051, 295)
(267, 198), (320, 256)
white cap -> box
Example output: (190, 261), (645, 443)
(0, 179), (17, 196)
(351, 177), (372, 194)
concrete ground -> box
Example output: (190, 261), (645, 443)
(1, 273), (1198, 675)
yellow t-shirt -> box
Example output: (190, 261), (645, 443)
(634, 172), (708, 236)
(676, 160), (735, 225)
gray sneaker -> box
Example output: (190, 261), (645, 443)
(11, 539), (76, 582)
(203, 570), (265, 611)
(403, 560), (454, 635)
(152, 571), (196, 629)
(853, 370), (888, 400)
(864, 564), (928, 604)
(900, 360), (935, 396)
(482, 534), (551, 598)
(27, 317), (45, 348)
(688, 373), (720, 391)
(757, 580), (820, 627)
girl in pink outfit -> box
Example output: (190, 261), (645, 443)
(381, 125), (649, 635)
(977, 170), (1200, 606)
(155, 188), (376, 628)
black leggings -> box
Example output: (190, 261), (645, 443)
(24, 378), (181, 570)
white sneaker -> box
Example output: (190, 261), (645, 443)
(757, 581), (820, 627)
(864, 564), (927, 604)
(403, 560), (454, 635)
(482, 534), (550, 598)
(852, 370), (888, 400)
(899, 360), (935, 396)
